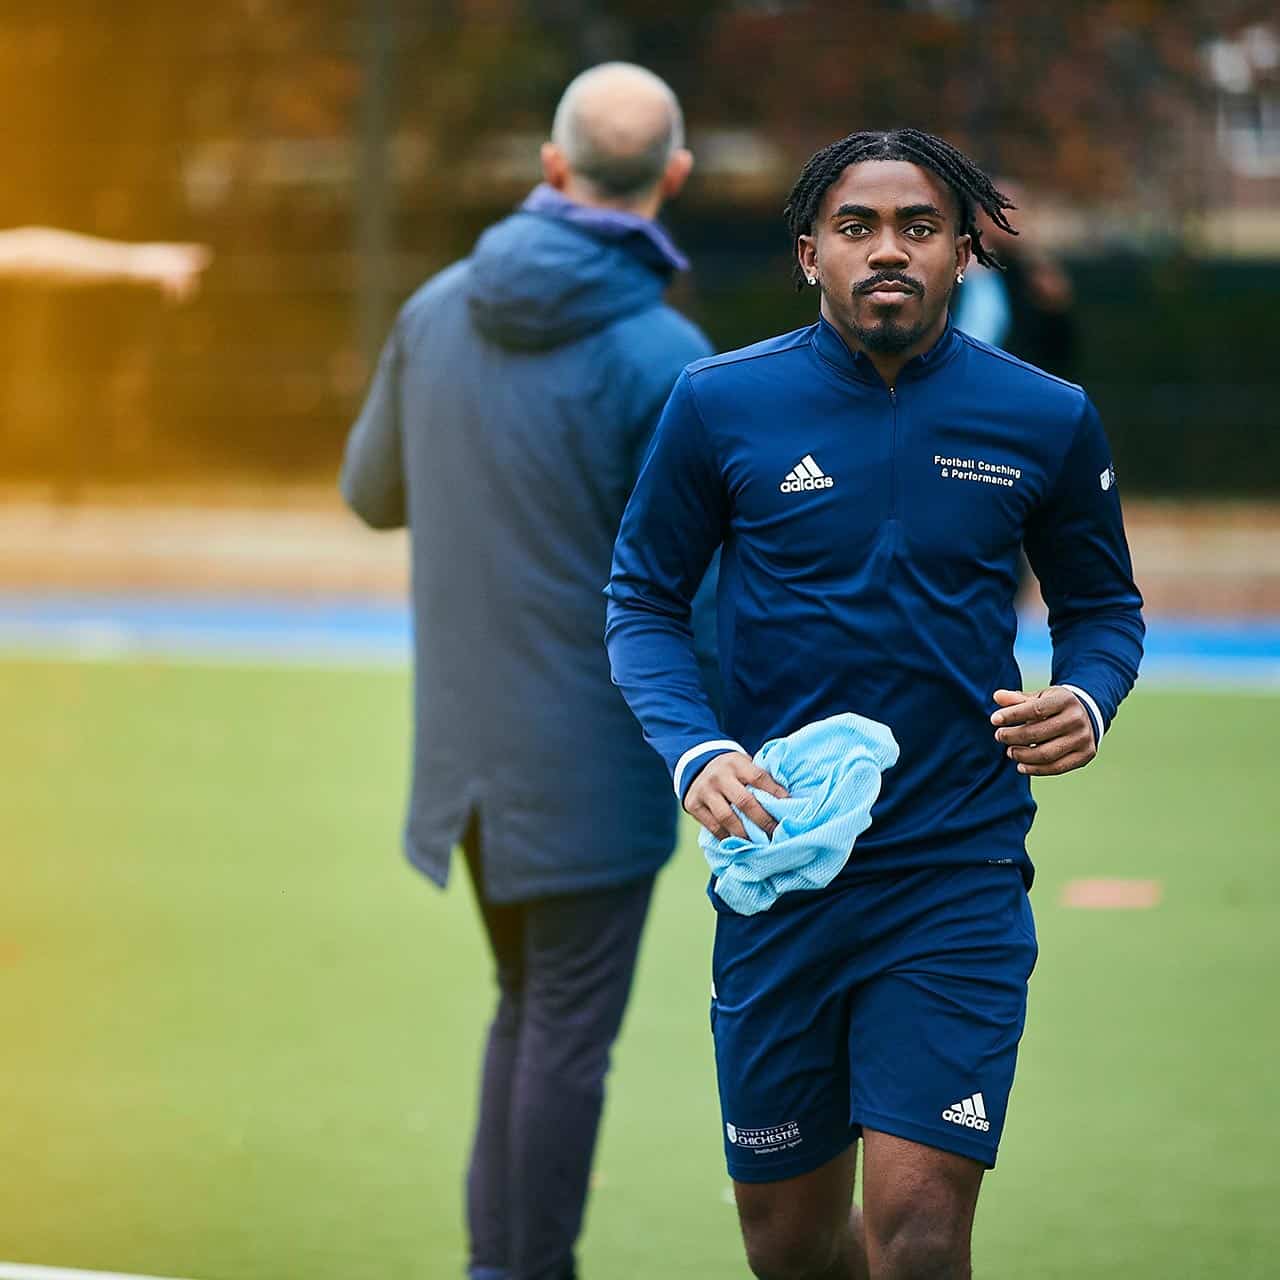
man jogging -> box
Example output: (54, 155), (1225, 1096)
(341, 63), (711, 1280)
(606, 129), (1144, 1279)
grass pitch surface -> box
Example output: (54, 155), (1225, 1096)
(1, 658), (1276, 1278)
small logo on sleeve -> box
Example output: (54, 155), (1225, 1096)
(1100, 463), (1116, 491)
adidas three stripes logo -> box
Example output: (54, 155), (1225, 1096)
(942, 1092), (991, 1132)
(779, 454), (835, 494)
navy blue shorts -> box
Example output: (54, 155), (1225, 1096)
(710, 864), (1037, 1182)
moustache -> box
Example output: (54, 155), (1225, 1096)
(854, 272), (924, 296)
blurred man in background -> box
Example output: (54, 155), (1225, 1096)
(951, 179), (1078, 381)
(340, 62), (712, 1280)
(0, 226), (210, 301)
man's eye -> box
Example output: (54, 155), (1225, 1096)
(905, 225), (934, 239)
(840, 224), (869, 237)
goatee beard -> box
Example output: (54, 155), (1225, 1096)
(852, 316), (929, 353)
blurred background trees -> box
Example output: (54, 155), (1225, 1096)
(1, 0), (1276, 491)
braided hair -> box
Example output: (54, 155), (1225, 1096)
(783, 129), (1017, 289)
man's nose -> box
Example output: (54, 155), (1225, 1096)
(866, 231), (910, 268)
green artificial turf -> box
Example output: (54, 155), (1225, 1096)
(1, 658), (1276, 1278)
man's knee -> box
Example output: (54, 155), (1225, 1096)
(521, 991), (617, 1089)
(871, 1217), (970, 1280)
(742, 1220), (845, 1280)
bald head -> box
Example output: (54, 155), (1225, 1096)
(550, 63), (685, 204)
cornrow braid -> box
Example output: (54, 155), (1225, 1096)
(783, 128), (1017, 290)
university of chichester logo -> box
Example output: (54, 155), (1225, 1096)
(780, 454), (834, 494)
(726, 1120), (803, 1149)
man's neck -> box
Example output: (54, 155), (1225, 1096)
(821, 302), (949, 387)
(560, 176), (661, 222)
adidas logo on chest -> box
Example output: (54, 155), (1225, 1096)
(780, 454), (835, 494)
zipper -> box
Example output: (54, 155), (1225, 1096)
(888, 385), (898, 521)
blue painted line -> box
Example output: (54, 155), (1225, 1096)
(0, 592), (410, 665)
(0, 592), (1277, 684)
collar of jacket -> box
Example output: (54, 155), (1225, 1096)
(811, 313), (963, 387)
(521, 184), (690, 275)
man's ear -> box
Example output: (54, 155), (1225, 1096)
(797, 234), (818, 283)
(955, 232), (973, 278)
(540, 142), (571, 191)
(660, 147), (694, 201)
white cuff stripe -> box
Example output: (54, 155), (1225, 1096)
(673, 739), (747, 796)
(1061, 684), (1105, 744)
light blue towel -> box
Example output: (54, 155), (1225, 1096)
(699, 713), (900, 915)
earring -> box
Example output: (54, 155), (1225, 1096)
(956, 272), (965, 283)
(807, 276), (818, 286)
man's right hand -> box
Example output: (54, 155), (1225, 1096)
(128, 242), (213, 303)
(683, 752), (789, 842)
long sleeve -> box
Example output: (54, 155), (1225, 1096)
(340, 322), (406, 530)
(1023, 396), (1145, 741)
(606, 371), (737, 799)
(622, 329), (722, 722)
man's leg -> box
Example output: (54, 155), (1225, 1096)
(508, 874), (655, 1280)
(843, 866), (1036, 1280)
(709, 885), (869, 1280)
(733, 1145), (869, 1280)
(462, 818), (527, 1280)
(860, 1130), (983, 1280)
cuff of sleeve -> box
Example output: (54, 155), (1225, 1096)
(1060, 684), (1105, 746)
(673, 739), (747, 802)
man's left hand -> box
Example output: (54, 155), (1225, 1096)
(990, 686), (1096, 777)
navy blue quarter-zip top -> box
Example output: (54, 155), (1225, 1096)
(606, 318), (1144, 888)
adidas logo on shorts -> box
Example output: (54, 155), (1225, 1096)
(942, 1092), (991, 1133)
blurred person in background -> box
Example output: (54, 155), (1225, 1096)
(953, 181), (1078, 596)
(0, 226), (210, 301)
(951, 179), (1078, 381)
(607, 129), (1143, 1279)
(340, 62), (713, 1280)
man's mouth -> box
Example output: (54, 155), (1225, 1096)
(856, 278), (919, 303)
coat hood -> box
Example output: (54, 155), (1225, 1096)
(467, 189), (687, 352)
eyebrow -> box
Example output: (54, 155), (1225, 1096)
(831, 202), (946, 221)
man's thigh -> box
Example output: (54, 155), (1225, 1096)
(861, 1128), (984, 1277)
(710, 893), (862, 1185)
(462, 813), (526, 993)
(733, 1146), (861, 1278)
(848, 866), (1038, 1169)
(521, 874), (655, 1054)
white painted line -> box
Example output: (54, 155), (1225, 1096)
(0, 1264), (199, 1280)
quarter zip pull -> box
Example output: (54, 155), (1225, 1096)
(888, 384), (899, 522)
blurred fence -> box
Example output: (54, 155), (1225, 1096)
(1, 2), (1277, 494)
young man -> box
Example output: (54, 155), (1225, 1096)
(341, 63), (712, 1280)
(606, 130), (1144, 1280)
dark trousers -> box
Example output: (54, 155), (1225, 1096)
(462, 819), (655, 1280)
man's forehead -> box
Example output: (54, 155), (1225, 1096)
(818, 160), (954, 220)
